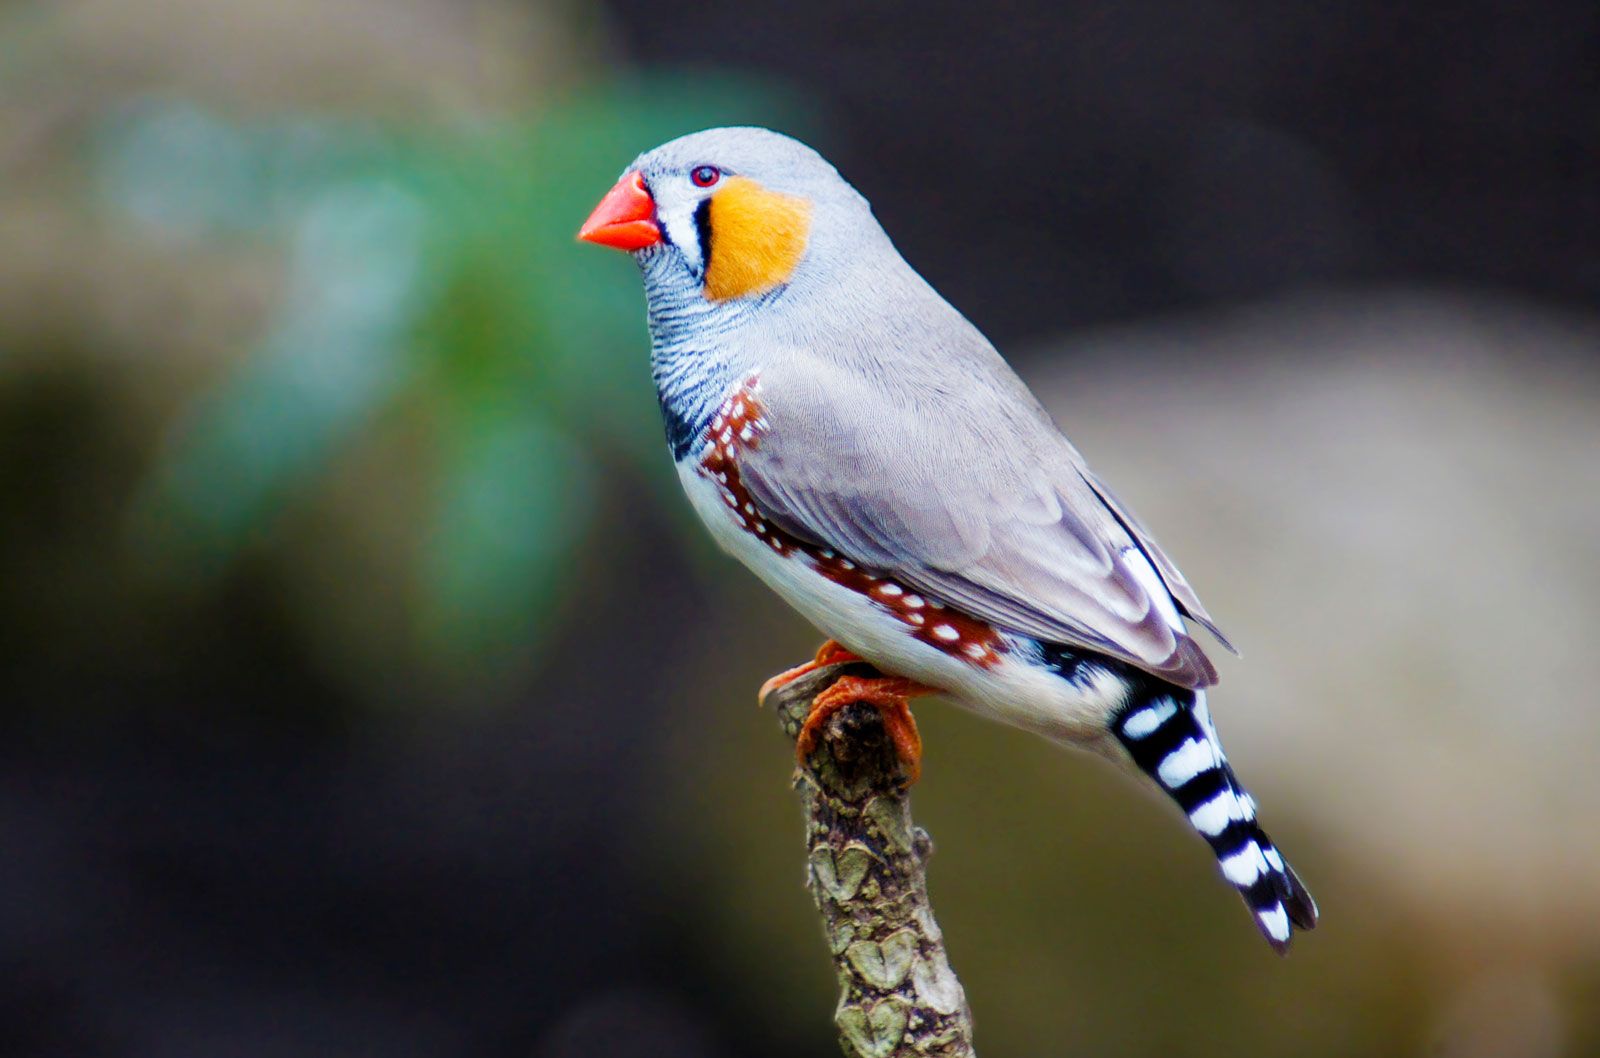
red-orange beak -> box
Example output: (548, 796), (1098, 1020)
(577, 170), (661, 251)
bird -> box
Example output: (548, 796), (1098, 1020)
(578, 126), (1318, 953)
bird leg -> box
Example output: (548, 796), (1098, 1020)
(795, 675), (933, 785)
(758, 639), (862, 706)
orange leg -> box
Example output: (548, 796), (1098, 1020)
(758, 639), (862, 706)
(795, 675), (934, 785)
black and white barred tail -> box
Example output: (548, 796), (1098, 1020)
(1114, 685), (1318, 953)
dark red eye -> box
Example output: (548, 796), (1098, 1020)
(690, 165), (721, 188)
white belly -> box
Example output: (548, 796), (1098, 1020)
(676, 462), (1127, 744)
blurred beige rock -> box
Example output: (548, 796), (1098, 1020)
(39, 0), (575, 112)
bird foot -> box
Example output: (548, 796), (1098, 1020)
(795, 675), (931, 785)
(758, 639), (861, 707)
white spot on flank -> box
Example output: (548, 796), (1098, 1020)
(768, 538), (784, 551)
(840, 559), (855, 570)
(1241, 793), (1258, 821)
(1263, 846), (1285, 873)
(1121, 700), (1178, 738)
(1257, 903), (1290, 942)
(744, 502), (755, 514)
(932, 624), (959, 642)
(739, 426), (754, 442)
(877, 583), (903, 597)
(964, 643), (988, 660)
(907, 613), (925, 625)
(1189, 790), (1245, 836)
(754, 522), (767, 533)
(1220, 842), (1267, 887)
(719, 428), (733, 444)
(903, 594), (924, 609)
(1157, 738), (1213, 789)
(821, 550), (834, 559)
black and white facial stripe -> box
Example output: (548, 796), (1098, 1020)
(651, 182), (709, 278)
(1115, 686), (1318, 953)
(691, 198), (714, 277)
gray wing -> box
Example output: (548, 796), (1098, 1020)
(737, 355), (1232, 689)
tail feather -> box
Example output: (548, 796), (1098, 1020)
(1114, 687), (1318, 953)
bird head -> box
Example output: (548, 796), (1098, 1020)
(578, 127), (871, 303)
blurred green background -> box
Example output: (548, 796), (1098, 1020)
(3, 2), (1598, 1056)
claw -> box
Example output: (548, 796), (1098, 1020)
(758, 639), (861, 706)
(795, 674), (932, 784)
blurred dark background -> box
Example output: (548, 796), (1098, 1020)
(612, 0), (1600, 342)
(2, 2), (1597, 1056)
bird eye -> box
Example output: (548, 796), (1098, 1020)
(690, 165), (721, 188)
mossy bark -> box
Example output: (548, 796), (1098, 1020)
(768, 661), (976, 1058)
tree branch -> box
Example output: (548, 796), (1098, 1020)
(767, 661), (977, 1058)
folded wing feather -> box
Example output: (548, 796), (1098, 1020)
(736, 356), (1229, 689)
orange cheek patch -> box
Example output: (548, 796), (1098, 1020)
(703, 177), (812, 301)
